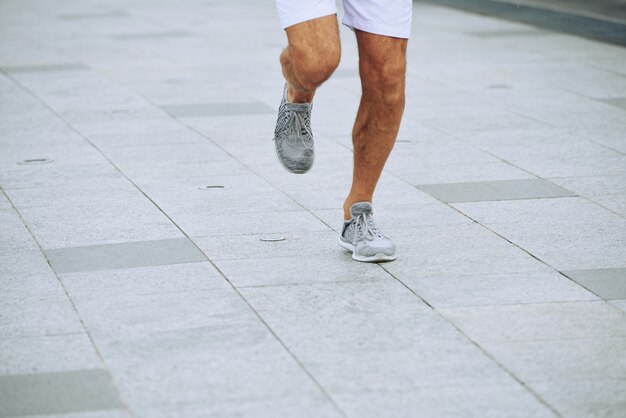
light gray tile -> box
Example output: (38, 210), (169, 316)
(96, 326), (324, 407)
(240, 281), (435, 352)
(135, 174), (302, 216)
(483, 337), (626, 382)
(383, 223), (552, 277)
(1, 251), (84, 339)
(0, 208), (39, 255)
(181, 210), (328, 237)
(46, 238), (207, 274)
(0, 333), (100, 375)
(452, 197), (626, 270)
(417, 179), (576, 203)
(401, 270), (597, 308)
(334, 384), (556, 418)
(59, 12), (127, 20)
(610, 299), (626, 313)
(391, 160), (535, 185)
(463, 128), (621, 162)
(0, 369), (124, 417)
(194, 230), (339, 261)
(240, 281), (518, 392)
(531, 379), (626, 418)
(162, 102), (274, 117)
(64, 283), (251, 337)
(0, 163), (124, 190)
(440, 301), (626, 343)
(561, 268), (626, 300)
(110, 31), (192, 40)
(138, 397), (341, 418)
(100, 141), (231, 167)
(215, 253), (387, 287)
(59, 262), (228, 298)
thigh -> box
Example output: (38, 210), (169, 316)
(356, 30), (407, 87)
(342, 0), (413, 39)
(275, 0), (337, 30)
(285, 14), (341, 63)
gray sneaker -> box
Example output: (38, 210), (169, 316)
(339, 202), (397, 262)
(273, 84), (314, 174)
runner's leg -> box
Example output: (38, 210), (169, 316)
(343, 30), (408, 220)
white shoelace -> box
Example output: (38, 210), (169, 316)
(353, 213), (384, 244)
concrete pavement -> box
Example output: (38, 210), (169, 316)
(1, 0), (625, 417)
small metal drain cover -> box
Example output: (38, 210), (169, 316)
(198, 185), (226, 190)
(18, 158), (54, 165)
(259, 237), (286, 242)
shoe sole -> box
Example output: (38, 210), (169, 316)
(338, 237), (397, 263)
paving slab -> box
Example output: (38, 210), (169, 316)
(384, 223), (552, 277)
(1, 250), (84, 339)
(0, 369), (124, 417)
(531, 379), (626, 418)
(94, 324), (330, 410)
(215, 253), (388, 287)
(452, 197), (626, 270)
(0, 333), (100, 376)
(417, 178), (576, 203)
(2, 0), (626, 416)
(333, 384), (556, 418)
(561, 267), (626, 300)
(161, 102), (275, 118)
(0, 207), (39, 255)
(482, 337), (626, 382)
(46, 238), (206, 274)
(400, 270), (597, 308)
(440, 301), (626, 342)
(240, 281), (519, 393)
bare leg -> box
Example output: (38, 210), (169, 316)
(279, 14), (341, 103)
(343, 31), (408, 220)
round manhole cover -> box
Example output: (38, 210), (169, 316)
(18, 158), (54, 165)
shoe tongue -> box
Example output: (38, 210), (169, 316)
(285, 101), (311, 112)
(350, 202), (373, 218)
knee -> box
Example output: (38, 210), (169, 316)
(362, 60), (406, 107)
(285, 43), (341, 90)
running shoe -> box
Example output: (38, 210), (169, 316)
(339, 202), (397, 262)
(273, 84), (314, 174)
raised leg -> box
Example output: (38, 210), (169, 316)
(343, 31), (408, 219)
(280, 14), (341, 103)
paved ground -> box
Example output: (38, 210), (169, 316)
(1, 0), (626, 417)
(499, 0), (626, 23)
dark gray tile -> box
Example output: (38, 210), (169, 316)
(162, 102), (274, 117)
(417, 178), (576, 203)
(562, 268), (626, 300)
(600, 98), (626, 111)
(111, 31), (192, 40)
(0, 369), (124, 417)
(1, 63), (89, 73)
(45, 238), (207, 274)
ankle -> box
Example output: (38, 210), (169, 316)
(343, 198), (372, 221)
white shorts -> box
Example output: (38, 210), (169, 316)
(275, 0), (413, 39)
